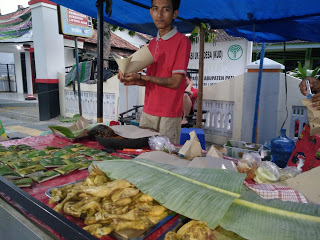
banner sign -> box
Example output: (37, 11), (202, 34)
(58, 6), (93, 38)
(0, 8), (32, 40)
(188, 39), (251, 87)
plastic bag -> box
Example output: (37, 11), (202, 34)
(237, 153), (262, 180)
(254, 161), (280, 183)
(148, 136), (176, 154)
(279, 158), (304, 181)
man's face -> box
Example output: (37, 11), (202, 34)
(150, 0), (178, 35)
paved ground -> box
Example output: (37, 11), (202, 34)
(0, 93), (215, 150)
(0, 105), (70, 139)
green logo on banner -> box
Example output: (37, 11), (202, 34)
(228, 45), (243, 60)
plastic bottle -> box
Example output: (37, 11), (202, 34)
(270, 129), (295, 168)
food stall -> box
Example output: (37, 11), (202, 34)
(1, 122), (320, 240)
(1, 0), (320, 239)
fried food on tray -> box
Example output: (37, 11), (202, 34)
(164, 220), (215, 240)
(87, 124), (118, 138)
(50, 165), (170, 238)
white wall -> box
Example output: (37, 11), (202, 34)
(0, 53), (14, 64)
(64, 48), (76, 68)
(202, 74), (245, 145)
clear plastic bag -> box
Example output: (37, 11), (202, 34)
(148, 136), (176, 154)
(254, 161), (280, 183)
(237, 153), (262, 180)
(279, 158), (304, 181)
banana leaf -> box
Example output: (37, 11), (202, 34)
(93, 159), (246, 229)
(12, 177), (33, 187)
(93, 159), (320, 240)
(31, 170), (61, 183)
(220, 187), (320, 240)
(48, 126), (75, 138)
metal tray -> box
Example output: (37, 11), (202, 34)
(46, 180), (176, 240)
(45, 179), (84, 198)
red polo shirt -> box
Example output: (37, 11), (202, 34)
(143, 27), (191, 118)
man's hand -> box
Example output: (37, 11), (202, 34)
(299, 77), (320, 96)
(122, 72), (140, 82)
(311, 92), (320, 110)
(117, 70), (125, 83)
(118, 70), (145, 86)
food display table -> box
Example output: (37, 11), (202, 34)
(0, 135), (179, 240)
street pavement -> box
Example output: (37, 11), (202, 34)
(0, 105), (70, 139)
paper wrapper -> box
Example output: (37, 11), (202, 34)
(284, 166), (320, 205)
(115, 45), (154, 74)
(50, 116), (91, 141)
(302, 99), (320, 136)
(178, 131), (202, 160)
(110, 125), (159, 139)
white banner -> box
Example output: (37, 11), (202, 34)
(188, 39), (252, 87)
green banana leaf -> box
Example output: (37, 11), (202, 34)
(93, 159), (246, 229)
(93, 159), (320, 240)
(48, 126), (75, 138)
(220, 187), (320, 240)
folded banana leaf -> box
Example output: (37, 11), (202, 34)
(39, 157), (65, 167)
(8, 144), (33, 152)
(0, 151), (14, 158)
(93, 159), (320, 240)
(0, 154), (19, 164)
(16, 164), (46, 177)
(12, 177), (33, 188)
(9, 160), (38, 169)
(31, 170), (61, 183)
(54, 163), (81, 175)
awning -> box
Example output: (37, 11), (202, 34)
(50, 0), (320, 42)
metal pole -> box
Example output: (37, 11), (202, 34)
(251, 42), (266, 143)
(196, 25), (205, 128)
(74, 37), (82, 116)
(6, 64), (11, 92)
(96, 0), (104, 123)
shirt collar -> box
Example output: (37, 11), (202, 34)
(156, 26), (178, 41)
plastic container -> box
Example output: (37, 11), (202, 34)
(270, 129), (295, 168)
(223, 140), (262, 159)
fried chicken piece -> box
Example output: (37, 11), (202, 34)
(139, 194), (154, 203)
(96, 208), (140, 222)
(77, 179), (132, 198)
(111, 188), (139, 202)
(145, 205), (167, 217)
(72, 196), (101, 209)
(49, 188), (63, 204)
(111, 216), (152, 232)
(147, 211), (169, 225)
(63, 201), (82, 218)
(83, 224), (103, 235)
(95, 226), (113, 238)
(114, 197), (132, 206)
(176, 220), (215, 240)
(53, 189), (78, 213)
(83, 165), (110, 186)
(164, 232), (180, 240)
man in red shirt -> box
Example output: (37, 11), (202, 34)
(118, 0), (191, 144)
(182, 73), (198, 125)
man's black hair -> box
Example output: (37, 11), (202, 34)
(151, 0), (181, 12)
(186, 72), (191, 79)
